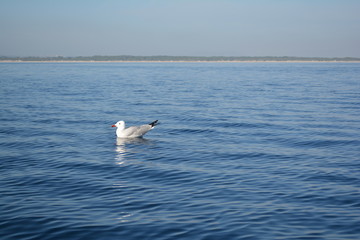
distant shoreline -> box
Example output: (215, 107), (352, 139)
(1, 60), (360, 63)
(1, 56), (360, 63)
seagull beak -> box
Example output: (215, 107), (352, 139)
(111, 125), (116, 127)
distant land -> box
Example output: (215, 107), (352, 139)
(1, 55), (360, 62)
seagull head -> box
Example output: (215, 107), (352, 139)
(111, 121), (125, 128)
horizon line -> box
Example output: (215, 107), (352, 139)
(1, 55), (360, 60)
(1, 55), (360, 58)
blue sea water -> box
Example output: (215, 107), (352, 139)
(0, 62), (359, 240)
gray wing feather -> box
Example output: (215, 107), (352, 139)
(123, 124), (152, 137)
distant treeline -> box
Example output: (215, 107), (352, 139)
(1, 55), (360, 62)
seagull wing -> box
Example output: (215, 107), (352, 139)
(123, 124), (153, 137)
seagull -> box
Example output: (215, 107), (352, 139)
(112, 120), (159, 138)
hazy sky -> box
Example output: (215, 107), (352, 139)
(1, 0), (359, 57)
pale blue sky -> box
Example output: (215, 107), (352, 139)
(1, 0), (359, 57)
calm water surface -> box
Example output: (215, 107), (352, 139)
(0, 62), (360, 239)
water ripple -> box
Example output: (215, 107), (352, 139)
(1, 62), (360, 240)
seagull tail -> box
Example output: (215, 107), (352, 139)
(149, 120), (159, 128)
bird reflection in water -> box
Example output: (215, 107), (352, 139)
(115, 137), (151, 165)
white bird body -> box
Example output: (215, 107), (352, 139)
(112, 120), (158, 138)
